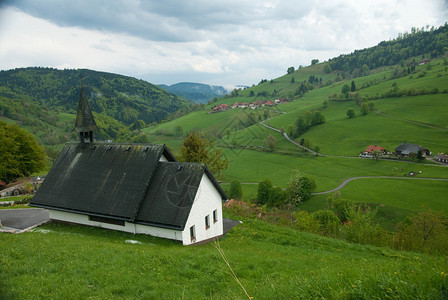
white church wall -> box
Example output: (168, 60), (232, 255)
(182, 174), (223, 245)
(48, 210), (183, 242)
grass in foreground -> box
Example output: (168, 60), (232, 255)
(1, 216), (447, 299)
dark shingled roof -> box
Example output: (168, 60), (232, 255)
(395, 143), (429, 155)
(30, 142), (227, 229)
(74, 86), (98, 132)
(136, 162), (205, 229)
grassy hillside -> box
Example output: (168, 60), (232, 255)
(1, 216), (447, 299)
(145, 32), (448, 230)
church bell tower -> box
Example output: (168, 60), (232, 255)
(74, 86), (98, 144)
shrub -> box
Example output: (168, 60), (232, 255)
(292, 210), (319, 233)
(394, 210), (448, 254)
(228, 180), (243, 200)
(312, 210), (340, 236)
(257, 178), (273, 205)
(268, 186), (287, 207)
(341, 205), (389, 246)
(333, 198), (355, 221)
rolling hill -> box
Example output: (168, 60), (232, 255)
(1, 24), (447, 229)
(158, 82), (229, 103)
(1, 25), (448, 300)
(144, 25), (448, 230)
(0, 67), (193, 145)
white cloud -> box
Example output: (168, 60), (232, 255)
(0, 0), (447, 86)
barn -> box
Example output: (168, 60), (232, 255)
(30, 87), (227, 245)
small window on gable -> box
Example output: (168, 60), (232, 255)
(190, 225), (196, 242)
(205, 215), (210, 229)
(213, 209), (218, 223)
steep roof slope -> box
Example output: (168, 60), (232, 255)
(31, 143), (174, 220)
(136, 162), (205, 229)
(74, 86), (98, 132)
(31, 142), (227, 230)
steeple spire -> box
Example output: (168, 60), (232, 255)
(74, 85), (98, 143)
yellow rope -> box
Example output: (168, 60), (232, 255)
(213, 239), (252, 299)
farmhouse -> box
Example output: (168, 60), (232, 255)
(395, 142), (430, 157)
(359, 145), (386, 158)
(30, 87), (227, 245)
(437, 155), (448, 163)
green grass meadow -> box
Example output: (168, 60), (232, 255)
(1, 217), (447, 299)
(138, 56), (448, 234)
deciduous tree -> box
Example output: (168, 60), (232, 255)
(178, 131), (228, 176)
(360, 102), (369, 115)
(287, 169), (316, 205)
(257, 178), (273, 205)
(266, 134), (276, 151)
(0, 121), (46, 183)
(346, 108), (355, 118)
(341, 84), (350, 96)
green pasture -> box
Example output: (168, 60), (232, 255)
(57, 112), (76, 123)
(374, 94), (448, 129)
(297, 110), (448, 155)
(145, 108), (278, 138)
(221, 148), (448, 189)
(304, 178), (448, 230)
(337, 178), (448, 213)
(1, 217), (447, 299)
(359, 59), (448, 97)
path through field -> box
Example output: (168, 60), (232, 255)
(312, 176), (448, 195)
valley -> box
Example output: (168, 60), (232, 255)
(1, 24), (448, 299)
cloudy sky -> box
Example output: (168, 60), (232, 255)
(0, 0), (447, 87)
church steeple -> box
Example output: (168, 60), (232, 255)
(74, 85), (98, 143)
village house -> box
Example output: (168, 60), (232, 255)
(212, 103), (230, 112)
(213, 98), (290, 113)
(30, 86), (227, 245)
(359, 145), (387, 158)
(436, 154), (448, 163)
(395, 142), (430, 157)
(418, 58), (430, 65)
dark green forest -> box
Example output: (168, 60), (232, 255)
(0, 68), (200, 145)
(0, 68), (191, 125)
(328, 23), (448, 76)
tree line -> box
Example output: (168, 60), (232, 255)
(328, 24), (448, 75)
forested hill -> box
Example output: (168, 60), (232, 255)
(0, 67), (191, 125)
(158, 82), (229, 103)
(328, 24), (448, 75)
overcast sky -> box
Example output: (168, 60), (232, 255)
(0, 0), (447, 88)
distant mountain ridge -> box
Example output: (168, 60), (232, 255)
(159, 82), (229, 103)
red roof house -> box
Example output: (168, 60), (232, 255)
(365, 145), (385, 153)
